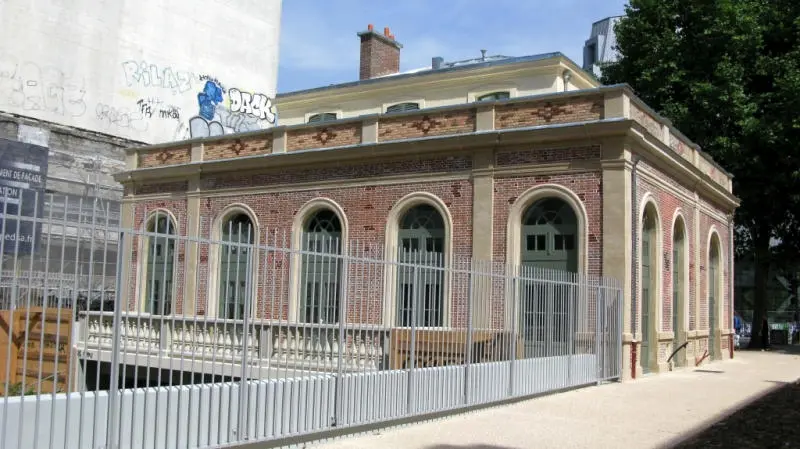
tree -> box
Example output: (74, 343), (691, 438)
(602, 0), (800, 348)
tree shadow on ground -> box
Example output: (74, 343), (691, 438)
(660, 378), (800, 449)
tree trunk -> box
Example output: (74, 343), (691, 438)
(747, 234), (771, 349)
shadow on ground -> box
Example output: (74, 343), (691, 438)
(660, 365), (800, 449)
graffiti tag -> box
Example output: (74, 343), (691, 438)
(228, 88), (275, 123)
(0, 53), (87, 118)
(122, 60), (194, 94)
(95, 103), (148, 132)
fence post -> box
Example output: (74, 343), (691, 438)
(463, 264), (474, 406)
(333, 250), (348, 428)
(595, 282), (603, 385)
(237, 242), (254, 441)
(406, 264), (419, 415)
(105, 231), (125, 449)
(617, 286), (624, 380)
(508, 265), (518, 398)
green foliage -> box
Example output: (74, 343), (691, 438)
(602, 0), (800, 345)
(603, 0), (800, 252)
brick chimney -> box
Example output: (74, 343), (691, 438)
(357, 24), (402, 80)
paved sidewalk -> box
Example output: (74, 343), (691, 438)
(312, 349), (800, 449)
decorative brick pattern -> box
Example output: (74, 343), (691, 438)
(494, 96), (604, 130)
(496, 145), (601, 166)
(631, 105), (664, 141)
(134, 180), (189, 195)
(201, 155), (473, 190)
(138, 145), (191, 168)
(379, 110), (475, 142)
(286, 123), (362, 151)
(204, 135), (272, 161)
(128, 199), (189, 314)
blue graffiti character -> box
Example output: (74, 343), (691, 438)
(197, 80), (224, 121)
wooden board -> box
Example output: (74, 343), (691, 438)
(0, 307), (72, 395)
(389, 328), (523, 370)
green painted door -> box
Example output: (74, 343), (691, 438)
(145, 216), (174, 315)
(301, 210), (342, 324)
(397, 205), (444, 327)
(709, 259), (717, 359)
(520, 199), (578, 357)
(672, 243), (681, 365)
(219, 214), (254, 320)
(641, 227), (652, 374)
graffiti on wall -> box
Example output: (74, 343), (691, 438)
(0, 53), (275, 142)
(122, 60), (194, 94)
(187, 79), (275, 139)
(0, 53), (87, 118)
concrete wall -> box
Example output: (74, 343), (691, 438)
(0, 0), (282, 144)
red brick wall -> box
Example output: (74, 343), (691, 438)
(635, 165), (696, 335)
(635, 161), (731, 342)
(129, 199), (189, 314)
(193, 179), (473, 326)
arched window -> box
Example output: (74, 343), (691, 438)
(477, 91), (510, 102)
(301, 209), (343, 323)
(519, 198), (578, 357)
(307, 113), (338, 124)
(144, 214), (176, 315)
(386, 102), (420, 114)
(219, 213), (255, 320)
(640, 204), (659, 373)
(708, 234), (721, 358)
(396, 204), (445, 327)
(672, 217), (686, 363)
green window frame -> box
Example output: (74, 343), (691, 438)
(300, 209), (343, 324)
(145, 214), (176, 315)
(396, 204), (445, 327)
(219, 213), (254, 320)
(519, 198), (578, 353)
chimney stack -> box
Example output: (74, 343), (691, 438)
(357, 24), (402, 80)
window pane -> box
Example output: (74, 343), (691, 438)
(563, 235), (575, 251)
(554, 235), (564, 251)
(536, 235), (546, 251)
(386, 102), (420, 113)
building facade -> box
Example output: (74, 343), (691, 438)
(0, 0), (282, 301)
(582, 16), (622, 79)
(114, 26), (738, 380)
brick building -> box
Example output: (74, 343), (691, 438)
(115, 26), (739, 379)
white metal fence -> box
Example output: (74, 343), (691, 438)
(0, 197), (623, 449)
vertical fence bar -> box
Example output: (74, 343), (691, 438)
(334, 243), (347, 428)
(105, 231), (125, 449)
(463, 266), (473, 406)
(508, 264), (518, 398)
(595, 282), (602, 384)
(406, 263), (419, 415)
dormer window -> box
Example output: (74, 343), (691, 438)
(307, 113), (338, 124)
(386, 102), (420, 114)
(477, 91), (511, 102)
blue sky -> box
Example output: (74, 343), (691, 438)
(277, 0), (628, 93)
